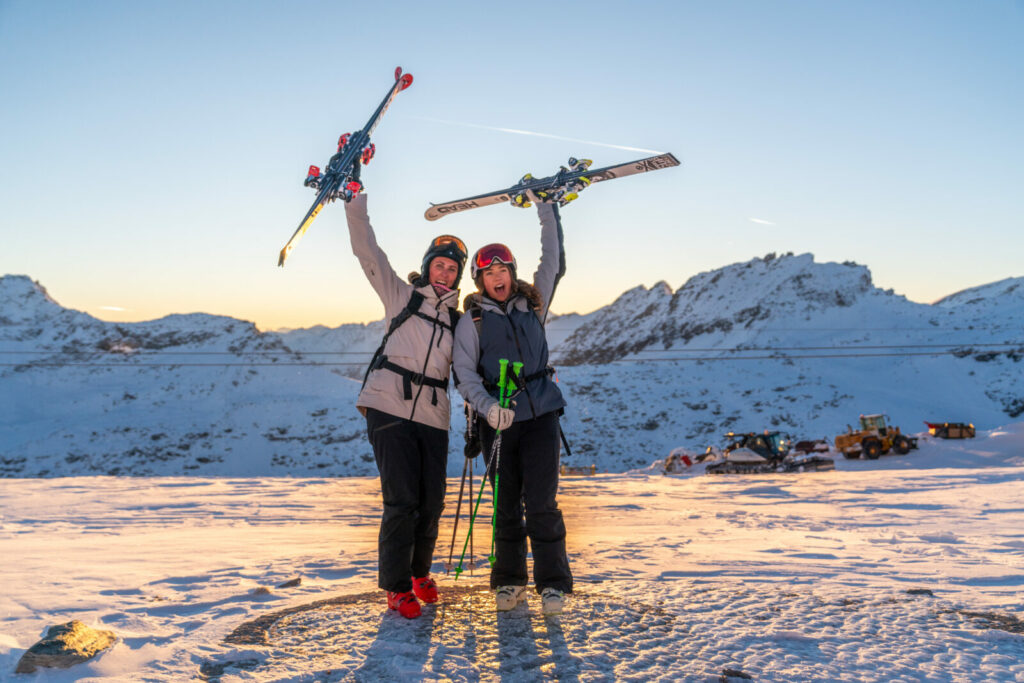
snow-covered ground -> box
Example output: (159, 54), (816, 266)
(2, 426), (1023, 681)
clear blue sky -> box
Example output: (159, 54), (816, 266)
(2, 0), (1022, 329)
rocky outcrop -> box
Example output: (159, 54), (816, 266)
(555, 253), (893, 364)
(15, 620), (117, 674)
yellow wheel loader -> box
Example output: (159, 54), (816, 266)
(834, 414), (917, 460)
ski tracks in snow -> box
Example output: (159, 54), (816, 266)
(1, 470), (1024, 680)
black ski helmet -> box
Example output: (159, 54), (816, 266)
(420, 235), (467, 283)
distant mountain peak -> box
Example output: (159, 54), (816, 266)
(0, 274), (68, 326)
(556, 253), (886, 364)
(934, 276), (1024, 308)
(0, 274), (58, 302)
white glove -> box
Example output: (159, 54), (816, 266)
(486, 403), (515, 431)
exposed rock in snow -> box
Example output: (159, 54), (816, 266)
(15, 620), (117, 674)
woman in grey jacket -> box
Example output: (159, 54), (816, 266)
(345, 193), (466, 620)
(452, 201), (573, 616)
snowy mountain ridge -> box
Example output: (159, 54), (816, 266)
(557, 252), (955, 364)
(2, 253), (1023, 476)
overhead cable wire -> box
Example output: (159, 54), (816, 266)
(0, 362), (369, 367)
(2, 347), (1021, 368)
(632, 341), (1023, 353)
(608, 350), (1020, 363)
(1, 340), (1021, 356)
(0, 350), (375, 355)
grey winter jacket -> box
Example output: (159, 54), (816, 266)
(346, 194), (460, 431)
(453, 203), (566, 422)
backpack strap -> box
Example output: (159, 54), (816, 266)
(362, 292), (424, 389)
(388, 291), (426, 339)
(361, 290), (460, 405)
(469, 302), (483, 338)
(409, 306), (458, 334)
(372, 356), (450, 403)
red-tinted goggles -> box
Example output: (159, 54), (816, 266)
(471, 243), (517, 279)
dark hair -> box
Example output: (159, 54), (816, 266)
(473, 277), (543, 309)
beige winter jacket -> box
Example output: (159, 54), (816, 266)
(345, 194), (460, 431)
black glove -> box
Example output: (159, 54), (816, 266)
(464, 434), (482, 459)
(463, 403), (482, 458)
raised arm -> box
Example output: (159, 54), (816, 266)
(344, 193), (410, 317)
(531, 202), (566, 320)
(453, 313), (496, 416)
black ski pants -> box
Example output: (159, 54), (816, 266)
(365, 407), (448, 593)
(480, 410), (573, 594)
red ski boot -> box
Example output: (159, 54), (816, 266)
(387, 590), (421, 619)
(412, 575), (439, 604)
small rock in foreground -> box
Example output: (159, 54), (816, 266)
(16, 620), (117, 674)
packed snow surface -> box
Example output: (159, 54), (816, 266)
(2, 427), (1023, 681)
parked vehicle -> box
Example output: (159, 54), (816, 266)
(925, 422), (976, 439)
(835, 414), (917, 459)
(706, 431), (834, 474)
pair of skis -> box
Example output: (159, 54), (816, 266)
(424, 152), (680, 221)
(278, 67), (413, 267)
(278, 67), (680, 264)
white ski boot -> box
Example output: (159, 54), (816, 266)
(495, 585), (527, 611)
(540, 587), (565, 615)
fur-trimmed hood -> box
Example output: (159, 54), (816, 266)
(464, 279), (544, 314)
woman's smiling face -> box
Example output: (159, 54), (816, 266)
(428, 256), (459, 289)
(481, 263), (513, 302)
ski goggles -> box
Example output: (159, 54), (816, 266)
(471, 243), (517, 279)
(431, 234), (467, 259)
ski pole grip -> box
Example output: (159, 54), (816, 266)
(497, 358), (509, 407)
(497, 359), (509, 390)
(503, 362), (524, 408)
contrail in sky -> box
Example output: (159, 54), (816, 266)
(749, 218), (776, 226)
(100, 306), (128, 311)
(416, 117), (663, 155)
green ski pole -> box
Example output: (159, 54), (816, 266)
(487, 359), (511, 566)
(453, 462), (493, 580)
(453, 358), (510, 579)
(487, 361), (522, 566)
(511, 361), (524, 384)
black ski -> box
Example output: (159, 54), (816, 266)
(424, 152), (680, 221)
(279, 67), (414, 266)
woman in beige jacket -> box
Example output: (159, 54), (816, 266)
(345, 192), (466, 619)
